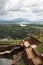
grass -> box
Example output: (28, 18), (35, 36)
(36, 43), (43, 53)
(33, 35), (43, 42)
(18, 61), (25, 65)
(33, 35), (43, 53)
(0, 39), (21, 45)
(37, 36), (43, 42)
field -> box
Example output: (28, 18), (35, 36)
(0, 39), (21, 45)
(36, 44), (43, 53)
(33, 35), (43, 42)
(33, 35), (43, 53)
(31, 33), (43, 54)
(0, 23), (42, 39)
(18, 61), (25, 65)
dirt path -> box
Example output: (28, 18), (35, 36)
(24, 41), (43, 65)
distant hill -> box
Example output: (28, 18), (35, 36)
(0, 17), (43, 25)
(12, 17), (30, 22)
(0, 17), (30, 22)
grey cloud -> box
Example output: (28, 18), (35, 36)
(0, 0), (7, 9)
(27, 4), (38, 7)
(0, 10), (8, 15)
(0, 0), (7, 15)
(32, 9), (43, 13)
(6, 0), (26, 12)
(0, 0), (43, 21)
(9, 8), (21, 12)
(36, 12), (43, 17)
(9, 9), (27, 12)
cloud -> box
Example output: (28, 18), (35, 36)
(0, 0), (43, 21)
(0, 0), (8, 15)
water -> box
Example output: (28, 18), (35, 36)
(0, 58), (13, 65)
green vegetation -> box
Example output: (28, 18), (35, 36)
(0, 40), (21, 44)
(33, 35), (43, 42)
(0, 24), (41, 39)
(36, 44), (43, 53)
(37, 36), (43, 42)
(18, 61), (25, 65)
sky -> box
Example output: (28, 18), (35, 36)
(0, 0), (43, 21)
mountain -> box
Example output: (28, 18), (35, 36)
(0, 17), (43, 25)
(12, 17), (30, 22)
(0, 17), (30, 23)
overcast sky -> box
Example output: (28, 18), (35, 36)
(0, 0), (43, 21)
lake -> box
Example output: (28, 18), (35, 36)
(0, 58), (13, 65)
